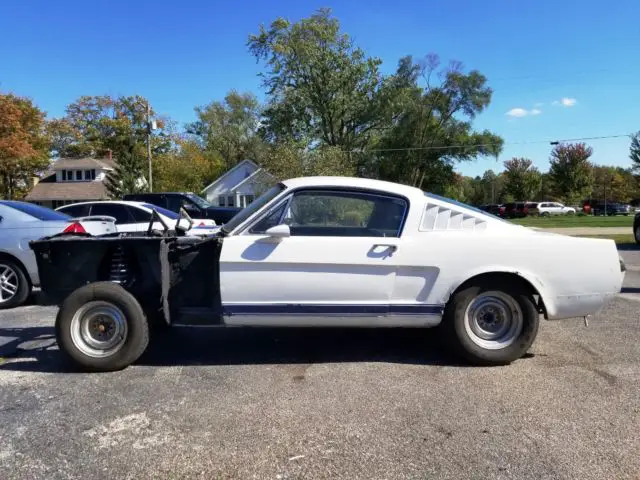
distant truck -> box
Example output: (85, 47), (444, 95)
(123, 192), (241, 224)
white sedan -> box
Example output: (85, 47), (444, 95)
(56, 201), (219, 236)
(34, 177), (625, 370)
(0, 201), (116, 309)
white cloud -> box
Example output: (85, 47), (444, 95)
(506, 107), (542, 118)
(552, 97), (577, 107)
(534, 102), (544, 107)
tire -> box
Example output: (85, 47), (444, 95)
(541, 212), (550, 217)
(0, 259), (31, 309)
(55, 282), (149, 372)
(635, 224), (640, 245)
(442, 280), (539, 366)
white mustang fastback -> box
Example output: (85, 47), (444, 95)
(33, 176), (625, 370)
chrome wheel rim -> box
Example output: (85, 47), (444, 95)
(0, 264), (19, 304)
(464, 291), (523, 350)
(70, 301), (128, 358)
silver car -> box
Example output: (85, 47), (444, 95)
(0, 201), (116, 309)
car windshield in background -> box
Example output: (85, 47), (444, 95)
(141, 203), (180, 220)
(0, 201), (71, 221)
(222, 184), (286, 233)
(424, 193), (510, 223)
(186, 193), (213, 209)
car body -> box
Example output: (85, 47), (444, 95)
(534, 202), (576, 216)
(31, 176), (625, 371)
(123, 192), (242, 224)
(56, 201), (219, 236)
(0, 201), (116, 308)
(591, 202), (631, 216)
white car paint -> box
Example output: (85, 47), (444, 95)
(217, 176), (623, 327)
(536, 202), (576, 215)
(0, 201), (116, 292)
(56, 201), (219, 236)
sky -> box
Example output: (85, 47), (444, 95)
(1, 0), (639, 177)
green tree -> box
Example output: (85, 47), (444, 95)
(248, 8), (390, 151)
(548, 142), (594, 203)
(502, 157), (542, 200)
(0, 93), (49, 199)
(372, 55), (503, 192)
(591, 166), (634, 202)
(187, 91), (264, 170)
(104, 138), (146, 198)
(52, 95), (172, 193)
(154, 138), (224, 193)
(630, 132), (640, 175)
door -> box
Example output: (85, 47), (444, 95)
(219, 188), (409, 326)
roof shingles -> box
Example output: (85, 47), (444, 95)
(25, 181), (109, 201)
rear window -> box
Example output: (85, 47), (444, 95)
(0, 201), (71, 221)
(141, 203), (179, 219)
(424, 193), (510, 223)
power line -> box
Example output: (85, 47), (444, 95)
(344, 133), (633, 154)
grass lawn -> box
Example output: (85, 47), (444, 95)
(574, 234), (636, 245)
(510, 215), (634, 228)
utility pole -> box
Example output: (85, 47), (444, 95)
(146, 101), (153, 192)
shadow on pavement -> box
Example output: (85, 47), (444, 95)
(621, 287), (640, 294)
(0, 325), (496, 373)
(617, 244), (639, 251)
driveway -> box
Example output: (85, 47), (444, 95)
(1, 250), (639, 479)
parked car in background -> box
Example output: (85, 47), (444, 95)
(0, 201), (116, 309)
(123, 192), (242, 224)
(56, 201), (219, 236)
(502, 202), (533, 218)
(478, 204), (506, 217)
(591, 202), (631, 216)
(534, 202), (576, 216)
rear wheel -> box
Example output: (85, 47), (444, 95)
(635, 224), (640, 245)
(540, 212), (550, 217)
(0, 260), (30, 309)
(442, 280), (539, 365)
(55, 282), (149, 371)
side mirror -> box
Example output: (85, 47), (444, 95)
(265, 224), (290, 238)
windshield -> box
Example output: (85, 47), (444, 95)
(0, 201), (71, 221)
(142, 203), (180, 220)
(222, 184), (286, 234)
(424, 193), (511, 223)
(186, 193), (213, 209)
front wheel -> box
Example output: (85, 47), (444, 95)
(635, 224), (640, 245)
(442, 280), (540, 365)
(0, 259), (30, 309)
(55, 282), (149, 371)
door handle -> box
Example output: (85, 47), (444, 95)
(373, 244), (397, 253)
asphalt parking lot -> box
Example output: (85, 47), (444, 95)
(1, 250), (639, 480)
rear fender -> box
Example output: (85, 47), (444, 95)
(448, 266), (556, 318)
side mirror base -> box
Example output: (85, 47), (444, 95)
(265, 224), (290, 238)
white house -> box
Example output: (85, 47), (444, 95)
(201, 159), (275, 208)
(25, 156), (115, 209)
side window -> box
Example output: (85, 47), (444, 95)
(250, 201), (288, 234)
(165, 195), (183, 212)
(128, 206), (152, 223)
(277, 190), (406, 237)
(89, 204), (133, 224)
(58, 204), (90, 218)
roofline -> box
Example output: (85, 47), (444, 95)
(229, 167), (276, 192)
(201, 159), (260, 194)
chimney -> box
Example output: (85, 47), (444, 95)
(30, 177), (40, 188)
(106, 149), (112, 161)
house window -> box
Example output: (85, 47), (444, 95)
(75, 170), (82, 181)
(91, 169), (96, 180)
(227, 195), (235, 207)
(244, 195), (254, 206)
(218, 196), (226, 207)
(67, 170), (74, 181)
(84, 170), (92, 180)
